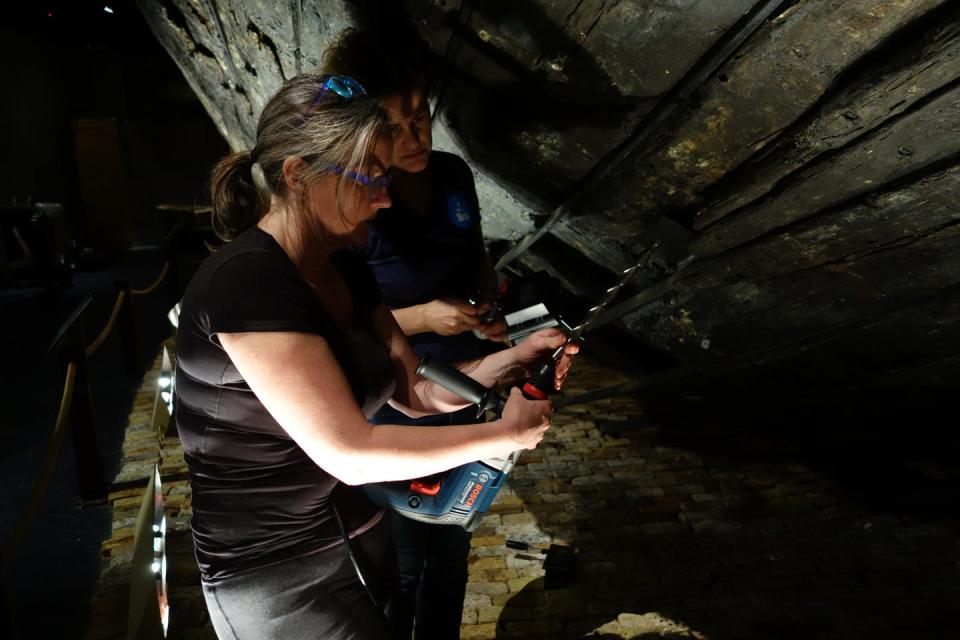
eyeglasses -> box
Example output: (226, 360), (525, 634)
(330, 166), (393, 199)
(308, 76), (367, 110)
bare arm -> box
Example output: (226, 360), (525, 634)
(370, 303), (577, 416)
(391, 299), (481, 337)
(218, 330), (551, 486)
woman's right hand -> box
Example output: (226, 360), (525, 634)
(501, 387), (553, 450)
(421, 298), (481, 336)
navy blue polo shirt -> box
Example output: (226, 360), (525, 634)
(364, 151), (486, 363)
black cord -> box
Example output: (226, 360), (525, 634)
(331, 503), (382, 612)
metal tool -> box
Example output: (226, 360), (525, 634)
(363, 252), (651, 530)
(521, 251), (652, 400)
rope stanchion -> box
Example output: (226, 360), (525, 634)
(45, 293), (108, 503)
(130, 261), (169, 296)
(116, 281), (140, 379)
(0, 363), (76, 565)
(84, 290), (126, 357)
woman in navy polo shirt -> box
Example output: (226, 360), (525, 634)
(324, 31), (508, 640)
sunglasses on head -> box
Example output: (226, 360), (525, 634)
(308, 76), (367, 110)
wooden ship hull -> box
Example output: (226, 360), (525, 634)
(136, 0), (960, 413)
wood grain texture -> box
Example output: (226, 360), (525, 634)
(694, 4), (960, 231)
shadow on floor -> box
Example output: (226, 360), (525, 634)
(497, 372), (960, 640)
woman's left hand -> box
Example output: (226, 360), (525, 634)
(513, 328), (580, 390)
(474, 303), (508, 342)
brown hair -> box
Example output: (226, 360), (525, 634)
(321, 28), (432, 100)
(209, 74), (387, 241)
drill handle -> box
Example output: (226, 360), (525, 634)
(416, 355), (506, 415)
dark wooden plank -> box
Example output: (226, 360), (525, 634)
(621, 219), (960, 364)
(136, 0), (251, 149)
(694, 5), (960, 230)
(894, 352), (960, 388)
(557, 0), (948, 269)
(748, 290), (960, 382)
(409, 0), (758, 194)
(696, 163), (960, 285)
(589, 162), (960, 331)
(136, 0), (353, 150)
(691, 81), (960, 257)
(559, 289), (960, 411)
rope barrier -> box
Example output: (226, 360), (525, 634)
(130, 261), (169, 296)
(84, 290), (126, 357)
(0, 257), (170, 577)
(0, 363), (76, 567)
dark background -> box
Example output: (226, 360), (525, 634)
(0, 2), (224, 636)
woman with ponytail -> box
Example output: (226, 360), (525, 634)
(174, 74), (577, 639)
(209, 150), (262, 240)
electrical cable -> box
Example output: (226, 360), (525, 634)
(331, 504), (387, 620)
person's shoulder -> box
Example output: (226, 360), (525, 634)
(203, 227), (269, 258)
(432, 151), (477, 202)
(201, 228), (297, 293)
(432, 150), (472, 178)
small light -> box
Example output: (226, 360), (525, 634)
(151, 562), (161, 573)
(47, 10), (54, 17)
(152, 524), (161, 533)
(161, 391), (172, 404)
(103, 6), (114, 14)
(158, 376), (171, 389)
(167, 303), (181, 329)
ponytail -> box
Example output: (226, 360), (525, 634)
(206, 74), (386, 244)
(210, 151), (264, 241)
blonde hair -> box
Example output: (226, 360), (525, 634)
(210, 74), (386, 241)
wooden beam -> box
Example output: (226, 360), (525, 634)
(692, 80), (960, 257)
(560, 285), (960, 410)
(695, 163), (960, 286)
(624, 219), (960, 364)
(559, 0), (948, 266)
(619, 160), (960, 362)
(493, 0), (778, 272)
(694, 4), (960, 230)
(135, 0), (352, 150)
(588, 162), (960, 331)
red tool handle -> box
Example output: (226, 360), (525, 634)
(521, 357), (556, 400)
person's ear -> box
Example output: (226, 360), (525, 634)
(281, 156), (309, 193)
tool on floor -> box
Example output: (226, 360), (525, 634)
(506, 539), (578, 589)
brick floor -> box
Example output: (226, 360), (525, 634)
(86, 350), (960, 639)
